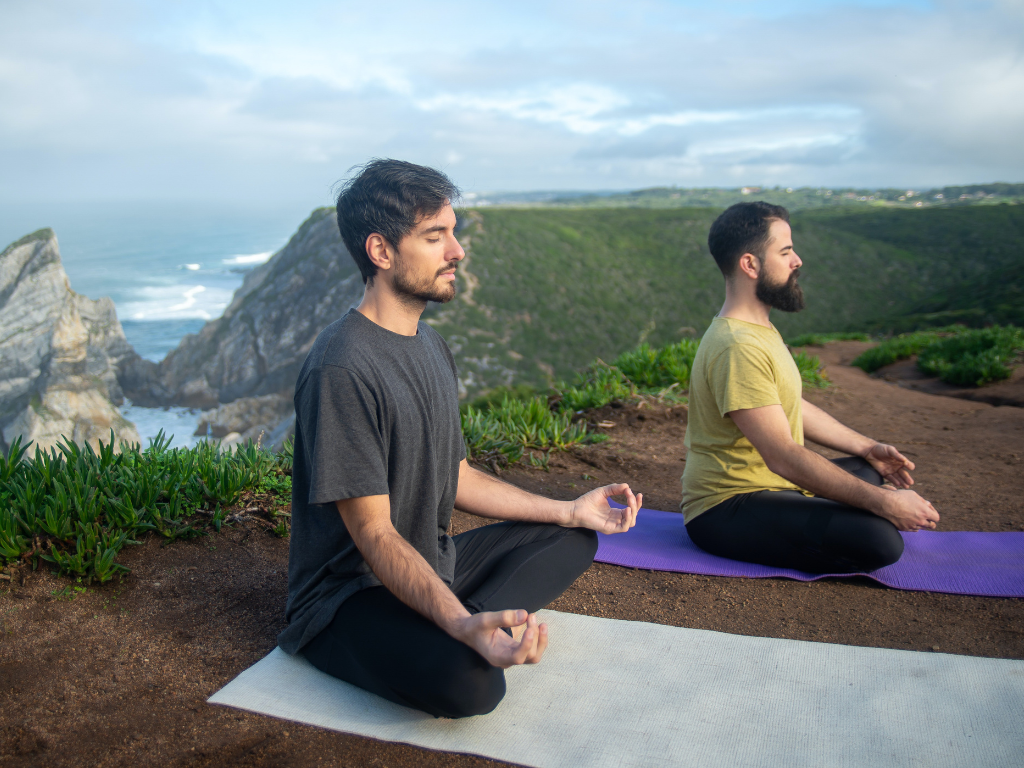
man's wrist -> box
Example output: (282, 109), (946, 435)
(560, 499), (578, 528)
(859, 440), (879, 460)
(439, 605), (475, 642)
(866, 484), (892, 516)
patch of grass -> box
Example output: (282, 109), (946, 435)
(788, 331), (871, 347)
(556, 340), (699, 413)
(917, 326), (1024, 386)
(0, 431), (291, 583)
(613, 339), (700, 391)
(793, 351), (830, 389)
(851, 326), (970, 373)
(557, 363), (638, 413)
(461, 384), (541, 414)
(461, 396), (605, 468)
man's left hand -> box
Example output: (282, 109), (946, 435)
(864, 443), (915, 488)
(567, 483), (642, 534)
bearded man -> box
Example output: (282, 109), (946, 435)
(278, 159), (641, 718)
(681, 202), (939, 573)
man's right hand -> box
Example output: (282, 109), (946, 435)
(878, 489), (940, 532)
(453, 609), (548, 669)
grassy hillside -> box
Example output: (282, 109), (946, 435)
(426, 204), (1021, 396)
(802, 205), (1024, 330)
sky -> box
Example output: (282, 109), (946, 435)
(2, 0), (1023, 210)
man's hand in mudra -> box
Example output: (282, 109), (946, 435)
(567, 483), (643, 534)
(455, 609), (548, 669)
(864, 442), (915, 488)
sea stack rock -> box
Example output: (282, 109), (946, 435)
(0, 229), (141, 454)
(158, 207), (363, 411)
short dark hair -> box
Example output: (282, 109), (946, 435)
(707, 201), (790, 277)
(335, 159), (460, 284)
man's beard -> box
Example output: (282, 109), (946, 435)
(756, 268), (805, 312)
(392, 254), (457, 306)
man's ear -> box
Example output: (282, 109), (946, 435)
(365, 233), (395, 272)
(736, 252), (761, 281)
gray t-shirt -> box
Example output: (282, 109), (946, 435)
(277, 309), (465, 655)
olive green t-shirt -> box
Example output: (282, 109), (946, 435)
(681, 317), (807, 523)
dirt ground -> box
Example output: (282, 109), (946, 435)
(2, 341), (1023, 767)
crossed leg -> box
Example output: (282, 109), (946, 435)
(302, 523), (598, 718)
(686, 457), (905, 574)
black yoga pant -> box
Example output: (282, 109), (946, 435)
(686, 457), (904, 574)
(302, 522), (598, 718)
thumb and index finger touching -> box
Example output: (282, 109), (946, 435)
(598, 482), (644, 512)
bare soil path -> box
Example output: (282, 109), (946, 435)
(2, 342), (1023, 767)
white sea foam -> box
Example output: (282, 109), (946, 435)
(121, 401), (199, 449)
(223, 251), (273, 266)
(122, 283), (233, 321)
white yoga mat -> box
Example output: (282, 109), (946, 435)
(209, 610), (1024, 768)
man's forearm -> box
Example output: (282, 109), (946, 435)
(336, 499), (469, 638)
(769, 443), (886, 514)
(801, 399), (875, 456)
(365, 523), (469, 631)
(455, 462), (572, 524)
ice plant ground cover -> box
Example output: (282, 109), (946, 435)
(0, 433), (293, 583)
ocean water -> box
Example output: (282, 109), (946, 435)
(1, 199), (318, 446)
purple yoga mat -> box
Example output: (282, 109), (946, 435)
(596, 506), (1024, 598)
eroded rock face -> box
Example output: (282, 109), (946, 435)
(0, 230), (141, 453)
(157, 208), (363, 408)
(194, 394), (293, 439)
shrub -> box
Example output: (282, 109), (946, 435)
(556, 363), (637, 412)
(917, 326), (1024, 386)
(851, 326), (969, 373)
(613, 339), (700, 391)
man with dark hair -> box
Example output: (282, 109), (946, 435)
(279, 159), (642, 718)
(682, 201), (939, 574)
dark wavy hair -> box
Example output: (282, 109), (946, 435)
(335, 159), (460, 284)
(707, 201), (790, 277)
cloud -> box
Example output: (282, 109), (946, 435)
(0, 0), (1021, 204)
(418, 84), (631, 135)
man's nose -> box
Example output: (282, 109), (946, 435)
(449, 237), (466, 262)
(792, 251), (802, 269)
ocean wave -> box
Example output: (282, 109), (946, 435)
(223, 251), (273, 266)
(121, 283), (234, 321)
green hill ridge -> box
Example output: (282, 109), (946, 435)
(424, 204), (1023, 396)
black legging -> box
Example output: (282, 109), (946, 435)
(686, 457), (904, 574)
(302, 522), (598, 719)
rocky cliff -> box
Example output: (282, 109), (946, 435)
(0, 229), (141, 453)
(156, 207), (362, 409)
